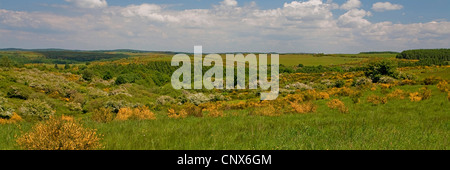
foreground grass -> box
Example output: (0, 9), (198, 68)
(2, 87), (447, 150)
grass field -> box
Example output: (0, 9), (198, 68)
(99, 53), (374, 67)
(1, 85), (448, 150)
(0, 51), (448, 150)
(278, 54), (367, 66)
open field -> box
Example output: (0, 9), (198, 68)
(0, 50), (449, 150)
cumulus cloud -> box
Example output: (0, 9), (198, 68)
(220, 0), (238, 7)
(340, 0), (361, 10)
(372, 2), (403, 12)
(0, 0), (449, 53)
(65, 0), (107, 9)
(338, 9), (372, 28)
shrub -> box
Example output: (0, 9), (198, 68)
(285, 82), (313, 90)
(329, 87), (354, 97)
(423, 76), (441, 85)
(318, 92), (330, 100)
(156, 96), (176, 105)
(387, 89), (406, 99)
(115, 75), (128, 85)
(65, 102), (82, 112)
(409, 92), (422, 102)
(0, 113), (23, 124)
(183, 103), (203, 117)
(378, 76), (396, 84)
(353, 77), (372, 87)
(167, 108), (188, 119)
(208, 109), (224, 118)
(290, 102), (317, 114)
(367, 95), (388, 105)
(81, 70), (94, 81)
(115, 106), (156, 121)
(249, 105), (281, 117)
(19, 99), (55, 121)
(320, 79), (334, 87)
(364, 60), (397, 83)
(16, 116), (102, 150)
(104, 100), (130, 113)
(7, 86), (32, 100)
(102, 71), (113, 80)
(419, 87), (432, 100)
(350, 91), (363, 104)
(327, 99), (348, 113)
(185, 93), (210, 105)
(334, 79), (345, 88)
(437, 81), (449, 92)
(91, 107), (114, 123)
(0, 97), (14, 119)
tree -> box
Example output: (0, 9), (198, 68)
(364, 60), (397, 83)
(64, 64), (71, 70)
(0, 56), (14, 68)
(103, 71), (113, 80)
(82, 70), (94, 81)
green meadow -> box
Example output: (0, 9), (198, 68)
(0, 50), (449, 150)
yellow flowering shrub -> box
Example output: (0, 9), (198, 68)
(387, 89), (406, 99)
(409, 92), (422, 102)
(419, 87), (432, 100)
(116, 106), (156, 121)
(16, 116), (102, 150)
(380, 84), (391, 89)
(318, 92), (330, 100)
(91, 107), (114, 123)
(409, 87), (432, 102)
(249, 105), (281, 117)
(290, 102), (317, 114)
(168, 108), (188, 119)
(367, 95), (388, 105)
(0, 113), (23, 124)
(208, 110), (224, 118)
(327, 99), (348, 113)
(437, 81), (449, 92)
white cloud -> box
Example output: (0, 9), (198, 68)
(372, 2), (403, 12)
(340, 0), (361, 10)
(220, 0), (238, 7)
(338, 9), (371, 28)
(65, 0), (107, 9)
(0, 0), (449, 53)
(282, 0), (334, 21)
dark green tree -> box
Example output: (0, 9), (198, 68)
(364, 60), (397, 83)
(0, 56), (14, 68)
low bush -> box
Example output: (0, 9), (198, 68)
(16, 116), (102, 150)
(367, 95), (388, 105)
(167, 108), (188, 119)
(91, 107), (114, 123)
(115, 106), (156, 121)
(327, 99), (348, 113)
(290, 102), (317, 114)
(249, 105), (281, 117)
(437, 81), (449, 92)
(18, 99), (55, 121)
(0, 113), (23, 124)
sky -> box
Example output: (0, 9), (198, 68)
(0, 0), (449, 53)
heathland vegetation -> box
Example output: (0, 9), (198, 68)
(0, 49), (448, 150)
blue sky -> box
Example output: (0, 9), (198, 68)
(0, 0), (449, 53)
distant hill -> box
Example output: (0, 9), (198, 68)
(0, 49), (130, 64)
(359, 51), (400, 54)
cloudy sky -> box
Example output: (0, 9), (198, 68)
(0, 0), (449, 53)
